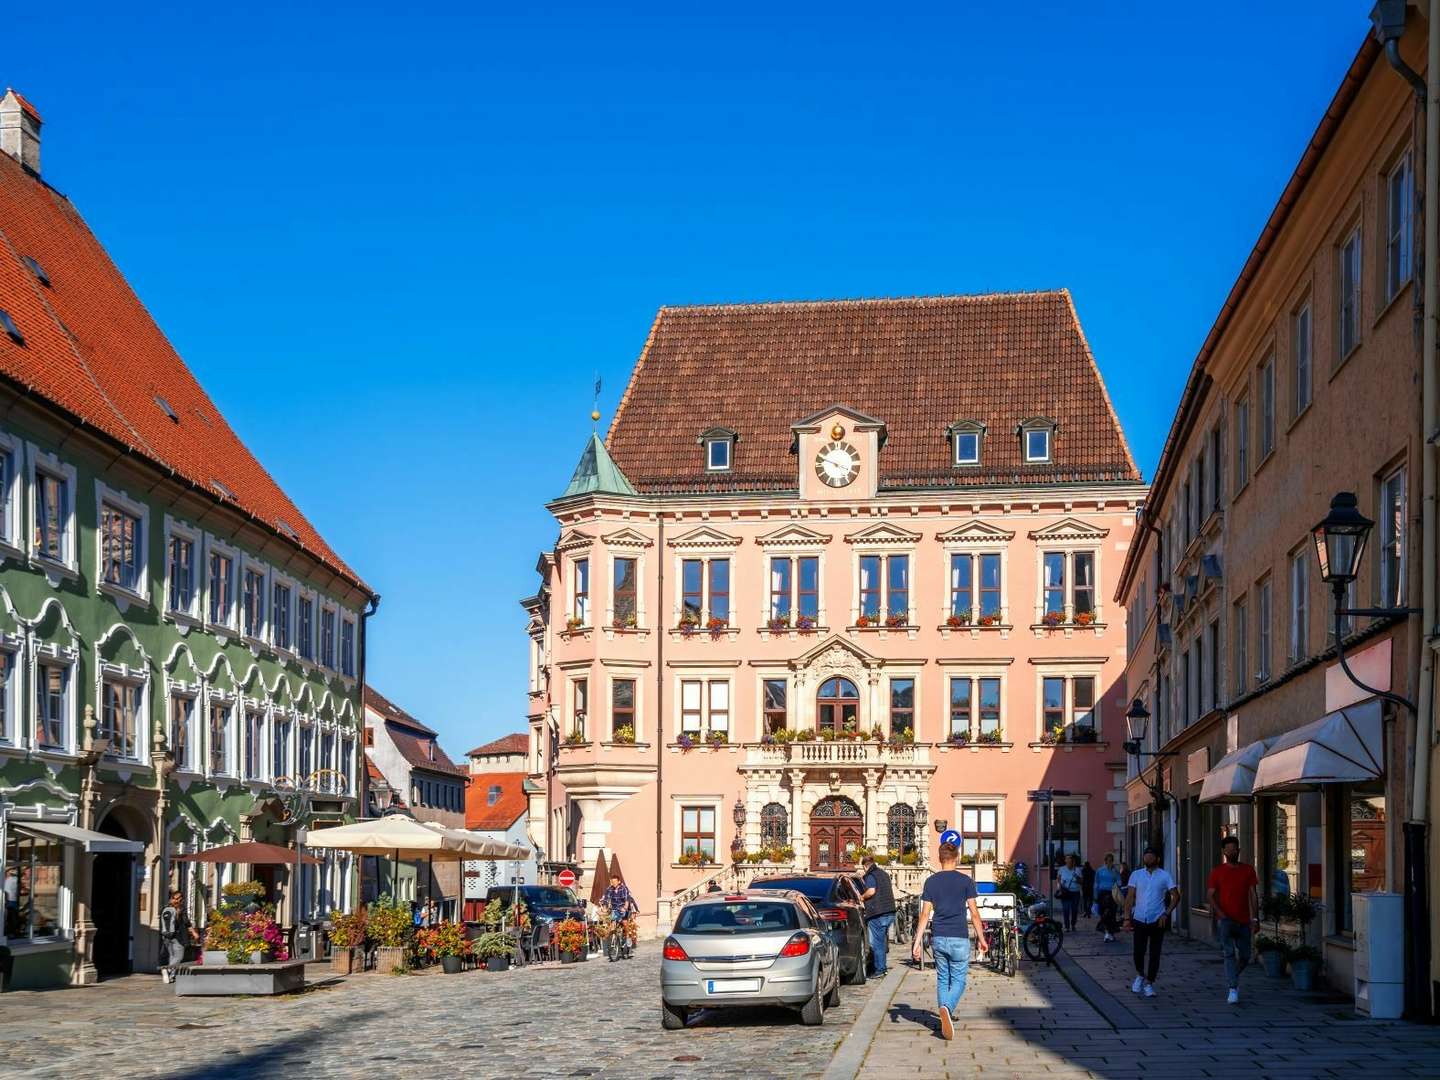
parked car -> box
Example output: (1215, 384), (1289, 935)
(482, 885), (584, 929)
(748, 873), (869, 984)
(661, 890), (840, 1029)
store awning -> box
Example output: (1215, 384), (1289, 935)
(1198, 739), (1271, 804)
(14, 821), (144, 853)
(1253, 699), (1385, 794)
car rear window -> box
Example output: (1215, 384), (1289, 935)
(490, 887), (576, 907)
(751, 878), (833, 903)
(677, 901), (800, 934)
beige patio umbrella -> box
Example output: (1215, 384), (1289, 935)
(417, 820), (531, 861)
(305, 814), (473, 902)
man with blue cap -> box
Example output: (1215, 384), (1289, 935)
(911, 829), (988, 1039)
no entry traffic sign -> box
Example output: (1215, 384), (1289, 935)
(557, 868), (577, 888)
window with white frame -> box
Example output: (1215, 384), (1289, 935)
(768, 555), (820, 624)
(299, 722), (315, 779)
(1380, 466), (1407, 607)
(1386, 152), (1413, 303)
(1292, 302), (1312, 418)
(167, 527), (198, 618)
(1020, 421), (1053, 463)
(3, 830), (65, 942)
(35, 657), (70, 751)
(949, 552), (1002, 623)
(1339, 226), (1362, 358)
(679, 805), (718, 863)
(949, 422), (984, 466)
(99, 499), (144, 595)
(297, 594), (315, 661)
(762, 678), (787, 734)
(33, 463), (72, 566)
(680, 557), (731, 626)
(244, 707), (263, 780)
(0, 440), (18, 550)
(320, 727), (336, 788)
(857, 553), (909, 624)
(171, 693), (197, 771)
(340, 735), (355, 795)
(889, 678), (914, 737)
(340, 616), (356, 677)
(100, 675), (143, 760)
(960, 804), (999, 861)
(320, 607), (336, 668)
(613, 556), (639, 627)
(208, 547), (235, 627)
(241, 566), (266, 639)
(272, 581), (292, 651)
(1040, 674), (1098, 741)
(1234, 395), (1250, 490)
(1045, 802), (1084, 866)
(572, 558), (590, 625)
(611, 678), (636, 739)
(1257, 577), (1272, 682)
(705, 437), (731, 471)
(1258, 355), (1275, 460)
(272, 713), (293, 781)
(0, 647), (15, 746)
(208, 698), (234, 776)
(948, 675), (1001, 739)
(572, 678), (588, 739)
(1039, 550), (1096, 623)
(1288, 549), (1309, 663)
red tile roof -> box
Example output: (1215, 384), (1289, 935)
(604, 291), (1138, 495)
(0, 146), (370, 593)
(363, 685), (464, 776)
(6, 90), (40, 122)
(466, 773), (528, 831)
(364, 686), (438, 736)
(466, 733), (527, 758)
(365, 757), (385, 783)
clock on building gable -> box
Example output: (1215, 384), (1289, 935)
(814, 440), (860, 488)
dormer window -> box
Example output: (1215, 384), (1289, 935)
(947, 420), (986, 467)
(698, 427), (738, 472)
(1018, 418), (1057, 464)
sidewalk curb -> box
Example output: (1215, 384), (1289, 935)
(1052, 948), (1146, 1030)
(821, 964), (907, 1080)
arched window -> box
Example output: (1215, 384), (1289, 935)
(817, 677), (860, 734)
(760, 802), (789, 848)
(887, 803), (917, 855)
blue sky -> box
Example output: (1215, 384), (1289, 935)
(11, 2), (1373, 754)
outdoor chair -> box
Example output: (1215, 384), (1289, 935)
(530, 922), (557, 964)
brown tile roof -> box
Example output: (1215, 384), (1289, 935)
(465, 773), (528, 831)
(364, 686), (437, 736)
(604, 291), (1139, 495)
(0, 142), (370, 592)
(466, 733), (527, 758)
(363, 686), (465, 777)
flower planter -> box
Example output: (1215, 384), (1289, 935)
(1289, 958), (1317, 991)
(485, 955), (511, 973)
(441, 955), (464, 975)
(330, 947), (358, 975)
(374, 945), (407, 973)
(1258, 949), (1287, 978)
(560, 949), (584, 964)
(202, 950), (230, 966)
(249, 949), (273, 965)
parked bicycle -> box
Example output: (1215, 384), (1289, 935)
(893, 895), (919, 945)
(983, 905), (1022, 977)
(1019, 898), (1063, 963)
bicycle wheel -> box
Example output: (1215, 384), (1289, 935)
(1004, 929), (1020, 977)
(1023, 921), (1063, 962)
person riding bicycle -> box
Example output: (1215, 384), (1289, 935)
(601, 872), (638, 959)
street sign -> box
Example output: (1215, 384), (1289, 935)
(1026, 791), (1052, 802)
(557, 868), (577, 888)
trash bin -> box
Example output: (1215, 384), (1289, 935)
(293, 923), (317, 962)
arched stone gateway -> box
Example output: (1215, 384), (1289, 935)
(809, 795), (863, 871)
(91, 807), (147, 978)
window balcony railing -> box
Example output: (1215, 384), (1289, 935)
(741, 739), (930, 767)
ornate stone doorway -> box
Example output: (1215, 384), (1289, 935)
(809, 796), (863, 871)
(92, 815), (136, 977)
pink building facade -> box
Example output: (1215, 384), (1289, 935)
(525, 293), (1147, 933)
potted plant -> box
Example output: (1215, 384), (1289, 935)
(677, 732), (697, 752)
(899, 851), (919, 866)
(566, 615), (585, 632)
(1073, 726), (1099, 744)
(706, 615), (729, 639)
(328, 908), (367, 974)
(367, 895), (413, 973)
(855, 613), (875, 628)
(950, 729), (971, 746)
(888, 727), (915, 748)
(617, 611), (638, 629)
(553, 917), (588, 963)
(474, 931), (514, 972)
(564, 730), (587, 746)
(1042, 610), (1066, 628)
(947, 609), (972, 628)
(1074, 610), (1096, 626)
(795, 614), (817, 634)
(884, 610), (907, 628)
(1255, 934), (1288, 978)
(1287, 944), (1322, 991)
(226, 907), (288, 965)
(1041, 725), (1063, 745)
(767, 614), (790, 632)
(424, 921), (469, 974)
(872, 851), (892, 866)
(678, 848), (709, 867)
(977, 612), (1000, 627)
(678, 612), (699, 635)
(612, 723), (636, 745)
(795, 729), (816, 742)
(977, 728), (1003, 745)
(706, 729), (729, 746)
(221, 880), (267, 905)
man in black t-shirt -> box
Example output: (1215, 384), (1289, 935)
(859, 854), (897, 977)
(911, 842), (988, 1040)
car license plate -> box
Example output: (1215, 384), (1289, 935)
(706, 978), (761, 994)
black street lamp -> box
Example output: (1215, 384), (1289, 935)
(1121, 697), (1173, 859)
(1310, 491), (1426, 1020)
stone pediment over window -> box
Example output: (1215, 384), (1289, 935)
(843, 522), (921, 547)
(555, 529), (596, 555)
(790, 405), (888, 448)
(788, 633), (879, 675)
(666, 525), (743, 550)
(756, 524), (832, 549)
(1026, 517), (1110, 542)
(936, 521), (1016, 545)
(601, 527), (654, 550)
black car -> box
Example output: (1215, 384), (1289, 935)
(749, 874), (868, 985)
(484, 885), (584, 929)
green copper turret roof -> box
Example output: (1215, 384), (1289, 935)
(561, 433), (638, 498)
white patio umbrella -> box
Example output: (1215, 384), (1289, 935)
(305, 815), (472, 903)
(417, 820), (531, 861)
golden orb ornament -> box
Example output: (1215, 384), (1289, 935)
(591, 410), (601, 422)
(831, 423), (845, 440)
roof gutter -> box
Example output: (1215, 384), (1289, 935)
(1113, 36), (1382, 605)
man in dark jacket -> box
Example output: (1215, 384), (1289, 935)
(858, 854), (897, 977)
(1081, 860), (1096, 920)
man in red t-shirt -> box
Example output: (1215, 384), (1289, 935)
(1206, 834), (1259, 1003)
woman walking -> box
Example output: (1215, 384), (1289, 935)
(1095, 852), (1122, 942)
(1057, 853), (1083, 932)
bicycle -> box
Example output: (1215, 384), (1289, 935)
(602, 910), (636, 961)
(983, 908), (1021, 977)
(1019, 899), (1063, 963)
(893, 896), (918, 945)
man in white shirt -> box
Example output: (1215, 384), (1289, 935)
(1123, 845), (1179, 998)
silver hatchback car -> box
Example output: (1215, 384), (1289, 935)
(660, 890), (841, 1029)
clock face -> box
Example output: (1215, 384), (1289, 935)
(814, 441), (860, 487)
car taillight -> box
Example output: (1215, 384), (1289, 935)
(662, 937), (688, 961)
(779, 934), (811, 958)
(817, 909), (848, 922)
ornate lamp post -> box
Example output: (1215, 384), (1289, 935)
(1122, 698), (1174, 859)
(1310, 491), (1425, 1018)
(731, 798), (747, 862)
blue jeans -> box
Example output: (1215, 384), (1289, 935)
(867, 913), (895, 974)
(932, 935), (971, 1016)
(1216, 917), (1252, 989)
(1059, 891), (1081, 930)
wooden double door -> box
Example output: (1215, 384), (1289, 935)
(809, 796), (864, 871)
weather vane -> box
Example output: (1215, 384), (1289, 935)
(592, 373), (602, 428)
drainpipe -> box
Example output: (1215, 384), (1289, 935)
(654, 512), (665, 931)
(358, 592), (381, 909)
(1377, 0), (1436, 1023)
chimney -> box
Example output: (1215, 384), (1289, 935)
(0, 89), (41, 174)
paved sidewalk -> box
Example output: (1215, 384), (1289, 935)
(848, 926), (1440, 1080)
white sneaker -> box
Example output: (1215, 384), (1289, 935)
(1227, 989), (1239, 1004)
(1131, 976), (1144, 993)
(1143, 983), (1156, 998)
(1104, 932), (1115, 942)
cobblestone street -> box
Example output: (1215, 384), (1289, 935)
(0, 943), (880, 1080)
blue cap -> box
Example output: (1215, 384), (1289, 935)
(939, 829), (962, 848)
